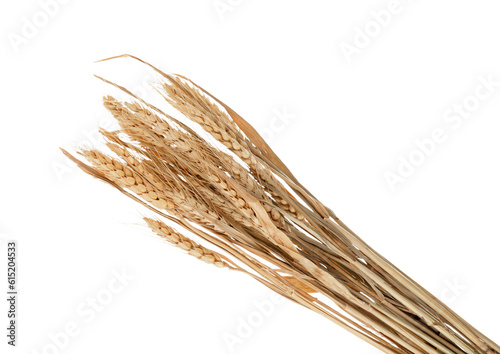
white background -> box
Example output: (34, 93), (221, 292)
(1, 0), (500, 353)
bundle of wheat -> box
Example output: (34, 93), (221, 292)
(63, 55), (499, 354)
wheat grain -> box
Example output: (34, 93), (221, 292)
(63, 56), (500, 354)
(144, 218), (231, 269)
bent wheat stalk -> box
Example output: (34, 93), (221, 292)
(63, 54), (499, 354)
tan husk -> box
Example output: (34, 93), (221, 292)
(63, 55), (499, 354)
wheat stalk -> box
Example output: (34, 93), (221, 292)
(62, 54), (499, 354)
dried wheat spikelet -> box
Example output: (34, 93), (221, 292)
(62, 54), (499, 354)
